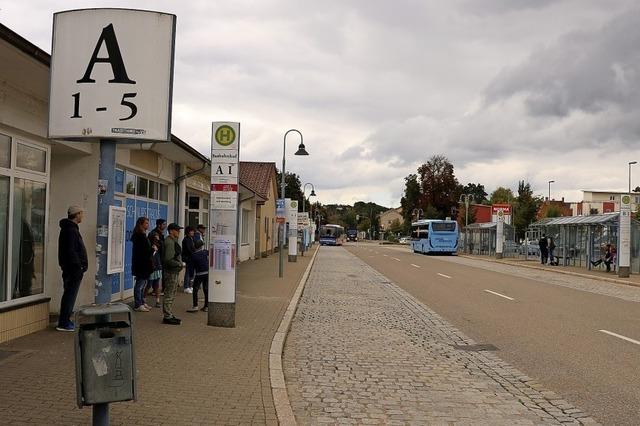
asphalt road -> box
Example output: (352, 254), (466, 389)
(345, 242), (640, 426)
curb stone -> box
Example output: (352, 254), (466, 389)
(270, 244), (320, 426)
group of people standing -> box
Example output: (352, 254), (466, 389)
(538, 234), (557, 266)
(55, 204), (210, 332)
(131, 219), (209, 325)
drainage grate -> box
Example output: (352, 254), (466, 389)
(451, 344), (498, 352)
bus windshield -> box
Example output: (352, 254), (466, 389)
(431, 222), (457, 232)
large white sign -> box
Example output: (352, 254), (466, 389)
(286, 199), (298, 258)
(210, 122), (240, 305)
(619, 194), (631, 270)
(49, 9), (176, 141)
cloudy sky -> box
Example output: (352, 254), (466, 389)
(3, 0), (640, 207)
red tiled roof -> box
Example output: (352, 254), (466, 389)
(239, 161), (277, 200)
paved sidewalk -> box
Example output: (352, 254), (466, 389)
(283, 247), (597, 425)
(0, 250), (313, 425)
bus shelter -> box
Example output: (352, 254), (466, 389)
(460, 222), (516, 256)
(526, 213), (640, 273)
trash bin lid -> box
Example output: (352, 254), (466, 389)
(78, 303), (132, 317)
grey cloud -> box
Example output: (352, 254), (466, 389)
(485, 9), (640, 118)
(462, 0), (559, 15)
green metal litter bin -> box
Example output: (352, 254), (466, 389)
(74, 303), (137, 408)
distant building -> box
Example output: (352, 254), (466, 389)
(570, 190), (640, 215)
(379, 207), (403, 231)
(537, 199), (572, 219)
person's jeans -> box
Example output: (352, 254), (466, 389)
(192, 274), (209, 307)
(183, 261), (194, 288)
(134, 277), (147, 308)
(58, 268), (83, 328)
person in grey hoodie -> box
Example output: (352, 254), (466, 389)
(56, 205), (88, 332)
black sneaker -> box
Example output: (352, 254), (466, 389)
(162, 317), (181, 325)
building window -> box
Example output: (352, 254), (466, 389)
(115, 169), (125, 193)
(0, 134), (10, 169)
(11, 178), (46, 299)
(125, 172), (136, 195)
(159, 184), (168, 202)
(241, 209), (250, 244)
(609, 196), (615, 201)
(148, 181), (158, 200)
(0, 176), (9, 302)
(16, 143), (46, 173)
(136, 177), (149, 197)
(188, 195), (199, 209)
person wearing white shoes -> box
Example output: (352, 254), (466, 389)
(131, 216), (153, 312)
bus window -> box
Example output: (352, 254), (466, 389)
(431, 222), (456, 232)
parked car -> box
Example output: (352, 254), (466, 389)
(518, 242), (540, 256)
(399, 236), (410, 245)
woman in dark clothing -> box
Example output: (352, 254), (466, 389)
(131, 217), (153, 311)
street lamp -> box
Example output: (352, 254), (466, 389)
(279, 129), (308, 278)
(300, 183), (316, 254)
(412, 208), (424, 220)
(548, 180), (555, 201)
(629, 161), (637, 195)
(459, 194), (474, 253)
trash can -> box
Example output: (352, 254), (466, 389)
(74, 303), (136, 408)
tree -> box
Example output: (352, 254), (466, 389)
(400, 174), (421, 227)
(545, 205), (562, 218)
(276, 170), (303, 208)
(489, 187), (515, 204)
(417, 155), (460, 219)
(513, 180), (542, 240)
(461, 183), (488, 205)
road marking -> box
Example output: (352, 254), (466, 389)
(483, 289), (514, 301)
(599, 330), (640, 346)
(383, 254), (388, 257)
(437, 273), (451, 279)
(392, 257), (401, 262)
(410, 264), (421, 268)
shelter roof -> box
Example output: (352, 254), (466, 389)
(530, 212), (620, 226)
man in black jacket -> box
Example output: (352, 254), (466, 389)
(57, 205), (88, 332)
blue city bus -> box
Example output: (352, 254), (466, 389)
(410, 219), (459, 254)
(319, 224), (345, 246)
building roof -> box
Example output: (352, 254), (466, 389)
(239, 161), (277, 200)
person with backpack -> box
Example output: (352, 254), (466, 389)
(146, 233), (163, 308)
(182, 226), (196, 293)
(187, 239), (209, 313)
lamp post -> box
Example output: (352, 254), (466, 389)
(548, 180), (555, 201)
(459, 194), (474, 253)
(279, 129), (308, 278)
(301, 183), (316, 254)
(619, 161), (637, 278)
(629, 161), (637, 195)
(412, 208), (423, 220)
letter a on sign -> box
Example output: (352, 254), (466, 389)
(77, 24), (136, 84)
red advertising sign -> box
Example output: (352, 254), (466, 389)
(491, 204), (512, 215)
(211, 183), (238, 192)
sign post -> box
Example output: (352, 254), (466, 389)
(209, 122), (240, 327)
(619, 195), (631, 278)
(496, 209), (505, 259)
(276, 199), (286, 277)
(49, 8), (175, 425)
(286, 199), (298, 262)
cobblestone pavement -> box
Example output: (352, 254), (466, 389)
(284, 247), (598, 425)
